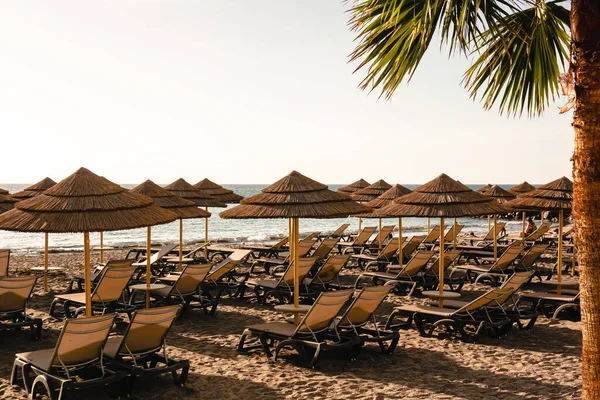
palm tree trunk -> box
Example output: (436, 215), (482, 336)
(571, 1), (600, 398)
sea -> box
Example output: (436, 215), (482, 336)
(0, 184), (534, 254)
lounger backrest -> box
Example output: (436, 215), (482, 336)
(402, 236), (426, 258)
(311, 238), (340, 260)
(295, 289), (353, 335)
(279, 258), (317, 286)
(315, 254), (350, 283)
(423, 226), (441, 243)
(354, 226), (377, 245)
(525, 222), (552, 241)
(272, 236), (289, 249)
(205, 256), (243, 283)
(425, 250), (461, 277)
(331, 223), (350, 236)
(105, 259), (136, 268)
(444, 224), (464, 242)
(457, 288), (514, 314)
(373, 225), (395, 246)
(337, 285), (392, 328)
(495, 271), (534, 304)
(297, 239), (316, 258)
(379, 237), (400, 259)
(304, 232), (321, 241)
(117, 305), (180, 355)
(489, 246), (523, 272)
(397, 251), (435, 277)
(482, 223), (507, 240)
(172, 264), (212, 296)
(519, 244), (548, 268)
(92, 265), (136, 302)
(0, 249), (9, 277)
(51, 313), (116, 369)
(0, 276), (36, 312)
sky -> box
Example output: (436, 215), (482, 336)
(0, 0), (573, 186)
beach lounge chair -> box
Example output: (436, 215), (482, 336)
(461, 223), (507, 247)
(68, 259), (136, 293)
(304, 232), (321, 241)
(369, 225), (395, 250)
(11, 314), (127, 400)
(355, 251), (436, 296)
(0, 276), (42, 338)
(450, 246), (523, 285)
(519, 290), (580, 320)
(305, 254), (351, 290)
(422, 226), (441, 247)
(421, 250), (464, 292)
(511, 244), (549, 281)
(131, 243), (178, 279)
(243, 258), (318, 304)
(151, 264), (218, 316)
(523, 222), (552, 242)
(199, 249), (252, 298)
(50, 265), (136, 318)
(350, 238), (399, 271)
(319, 224), (351, 241)
(443, 224), (464, 245)
(399, 235), (426, 263)
(309, 238), (340, 262)
(336, 286), (400, 353)
(237, 289), (359, 368)
(385, 287), (515, 342)
(338, 226), (377, 254)
(241, 237), (289, 258)
(0, 249), (9, 277)
(249, 239), (315, 275)
(104, 305), (189, 393)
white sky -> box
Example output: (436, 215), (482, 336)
(0, 0), (573, 185)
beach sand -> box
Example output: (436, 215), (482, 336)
(0, 249), (581, 400)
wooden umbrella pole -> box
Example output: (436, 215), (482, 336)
(398, 218), (403, 267)
(44, 232), (49, 292)
(427, 218), (431, 234)
(146, 226), (151, 308)
(438, 217), (445, 307)
(558, 209), (563, 284)
(487, 215), (490, 232)
(99, 231), (104, 264)
(84, 232), (92, 316)
(378, 218), (383, 251)
(179, 219), (183, 272)
(522, 212), (526, 239)
(204, 207), (209, 257)
(493, 215), (498, 261)
(453, 218), (457, 250)
(358, 217), (362, 233)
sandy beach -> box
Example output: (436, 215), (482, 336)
(0, 247), (581, 400)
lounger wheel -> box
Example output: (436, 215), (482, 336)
(29, 375), (56, 400)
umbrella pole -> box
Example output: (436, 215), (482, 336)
(84, 232), (91, 316)
(487, 215), (490, 232)
(100, 231), (104, 264)
(378, 218), (382, 251)
(44, 232), (49, 292)
(358, 217), (362, 233)
(146, 226), (151, 308)
(453, 218), (457, 250)
(427, 218), (430, 234)
(522, 212), (526, 239)
(493, 215), (498, 262)
(398, 218), (403, 266)
(438, 217), (445, 307)
(204, 207), (209, 258)
(557, 210), (563, 291)
(179, 219), (183, 272)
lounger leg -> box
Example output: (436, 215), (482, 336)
(30, 375), (55, 400)
(385, 310), (413, 330)
(48, 298), (60, 316)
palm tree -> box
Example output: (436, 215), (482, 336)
(346, 0), (599, 397)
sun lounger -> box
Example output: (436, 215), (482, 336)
(523, 222), (552, 242)
(237, 289), (359, 368)
(355, 251), (436, 296)
(241, 237), (289, 258)
(460, 223), (507, 247)
(422, 225), (441, 246)
(338, 226), (377, 254)
(443, 224), (464, 244)
(0, 249), (9, 277)
(400, 235), (426, 263)
(450, 246), (523, 285)
(243, 258), (318, 304)
(11, 314), (127, 400)
(385, 287), (515, 342)
(304, 232), (321, 241)
(336, 286), (399, 353)
(519, 290), (580, 320)
(68, 259), (135, 293)
(250, 239), (315, 275)
(50, 265), (136, 318)
(0, 276), (42, 338)
(310, 238), (340, 260)
(350, 238), (399, 271)
(369, 225), (395, 250)
(305, 254), (351, 290)
(131, 243), (178, 279)
(319, 224), (351, 241)
(104, 305), (189, 393)
(421, 250), (464, 292)
(199, 249), (252, 298)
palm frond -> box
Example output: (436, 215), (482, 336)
(462, 0), (570, 117)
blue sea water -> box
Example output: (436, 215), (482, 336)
(0, 183), (530, 253)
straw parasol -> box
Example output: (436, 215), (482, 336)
(481, 185), (516, 259)
(193, 178), (244, 204)
(351, 179), (392, 234)
(475, 184), (493, 194)
(0, 167), (178, 314)
(0, 194), (16, 214)
(221, 171), (369, 321)
(506, 176), (573, 284)
(165, 178), (227, 256)
(10, 177), (58, 291)
(0, 188), (9, 195)
(131, 180), (211, 270)
(508, 181), (537, 195)
(374, 173), (508, 305)
(337, 179), (370, 194)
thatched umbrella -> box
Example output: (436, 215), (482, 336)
(0, 194), (16, 214)
(482, 185), (516, 260)
(374, 174), (508, 305)
(11, 177), (57, 290)
(131, 180), (211, 271)
(507, 176), (573, 284)
(476, 184), (493, 194)
(509, 181), (536, 195)
(351, 179), (393, 239)
(193, 178), (244, 204)
(165, 178), (226, 256)
(0, 168), (177, 314)
(0, 188), (9, 195)
(221, 171), (369, 321)
(361, 184), (412, 257)
(337, 179), (370, 194)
